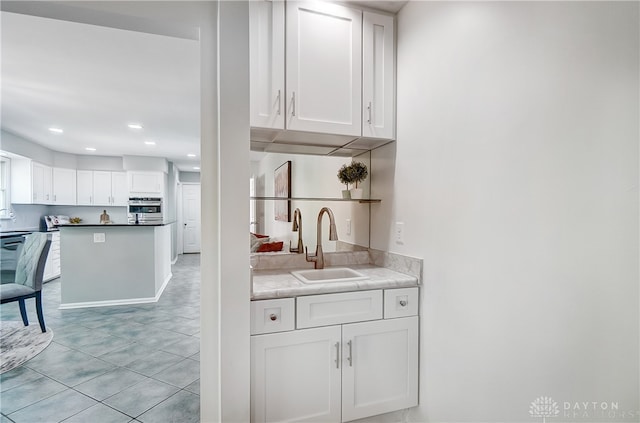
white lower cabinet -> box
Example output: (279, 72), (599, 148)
(251, 289), (419, 423)
(341, 317), (419, 422)
(43, 232), (61, 281)
(251, 326), (342, 423)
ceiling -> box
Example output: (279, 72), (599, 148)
(0, 11), (201, 171)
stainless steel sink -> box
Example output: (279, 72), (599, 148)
(291, 267), (369, 284)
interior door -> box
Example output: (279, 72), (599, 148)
(182, 183), (201, 253)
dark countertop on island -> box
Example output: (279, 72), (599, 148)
(60, 221), (176, 227)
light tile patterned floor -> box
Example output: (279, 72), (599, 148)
(0, 254), (200, 423)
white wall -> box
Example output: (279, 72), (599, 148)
(371, 2), (639, 422)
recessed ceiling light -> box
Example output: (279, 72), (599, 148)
(187, 153), (196, 158)
(48, 127), (63, 133)
(128, 123), (143, 129)
(85, 147), (96, 151)
(193, 167), (200, 170)
(144, 141), (156, 145)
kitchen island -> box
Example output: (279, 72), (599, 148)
(59, 222), (173, 309)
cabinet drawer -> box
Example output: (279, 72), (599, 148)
(384, 287), (419, 319)
(297, 290), (382, 329)
(251, 298), (295, 335)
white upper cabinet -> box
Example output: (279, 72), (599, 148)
(250, 0), (285, 130)
(128, 171), (164, 197)
(11, 160), (53, 205)
(286, 1), (362, 136)
(111, 172), (128, 206)
(362, 12), (395, 140)
(76, 170), (93, 205)
(52, 167), (76, 205)
(32, 162), (52, 204)
(93, 171), (113, 206)
(249, 1), (396, 149)
(77, 170), (128, 206)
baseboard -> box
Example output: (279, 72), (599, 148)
(59, 272), (174, 310)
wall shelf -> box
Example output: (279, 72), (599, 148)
(250, 196), (381, 204)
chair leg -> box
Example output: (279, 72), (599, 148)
(18, 299), (29, 326)
(35, 292), (46, 333)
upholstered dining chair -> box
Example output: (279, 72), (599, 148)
(0, 233), (51, 332)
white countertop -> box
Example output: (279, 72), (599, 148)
(251, 264), (419, 300)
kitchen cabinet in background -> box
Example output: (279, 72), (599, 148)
(31, 162), (52, 204)
(43, 231), (61, 281)
(11, 160), (77, 205)
(77, 170), (127, 206)
(52, 167), (76, 205)
(128, 171), (164, 197)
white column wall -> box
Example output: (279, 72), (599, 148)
(371, 2), (639, 422)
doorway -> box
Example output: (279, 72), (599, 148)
(182, 183), (201, 253)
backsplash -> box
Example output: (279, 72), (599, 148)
(251, 248), (423, 283)
(0, 204), (48, 231)
(369, 249), (423, 282)
(0, 204), (128, 231)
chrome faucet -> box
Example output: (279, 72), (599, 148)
(305, 207), (338, 269)
(289, 208), (303, 254)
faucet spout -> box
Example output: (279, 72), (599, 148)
(305, 207), (338, 269)
(289, 208), (303, 254)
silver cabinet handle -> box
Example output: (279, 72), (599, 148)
(277, 89), (281, 116)
(291, 92), (296, 117)
(53, 194), (56, 202)
(399, 300), (407, 307)
(367, 101), (372, 124)
(335, 342), (340, 369)
(347, 340), (353, 367)
(90, 196), (92, 204)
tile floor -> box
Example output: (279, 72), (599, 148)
(1, 254), (201, 423)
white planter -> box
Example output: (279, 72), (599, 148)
(350, 188), (363, 199)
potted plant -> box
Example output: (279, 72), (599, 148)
(348, 161), (368, 199)
(337, 163), (354, 199)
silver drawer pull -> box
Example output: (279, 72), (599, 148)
(269, 314), (277, 321)
(347, 340), (353, 367)
(399, 300), (407, 307)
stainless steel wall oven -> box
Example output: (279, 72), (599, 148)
(128, 197), (163, 224)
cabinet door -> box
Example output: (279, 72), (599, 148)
(128, 171), (163, 196)
(362, 12), (395, 140)
(341, 316), (418, 422)
(93, 171), (112, 206)
(250, 0), (285, 129)
(76, 170), (93, 205)
(52, 168), (76, 205)
(43, 232), (61, 281)
(32, 162), (52, 204)
(110, 172), (128, 206)
(251, 326), (341, 423)
(286, 1), (362, 136)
